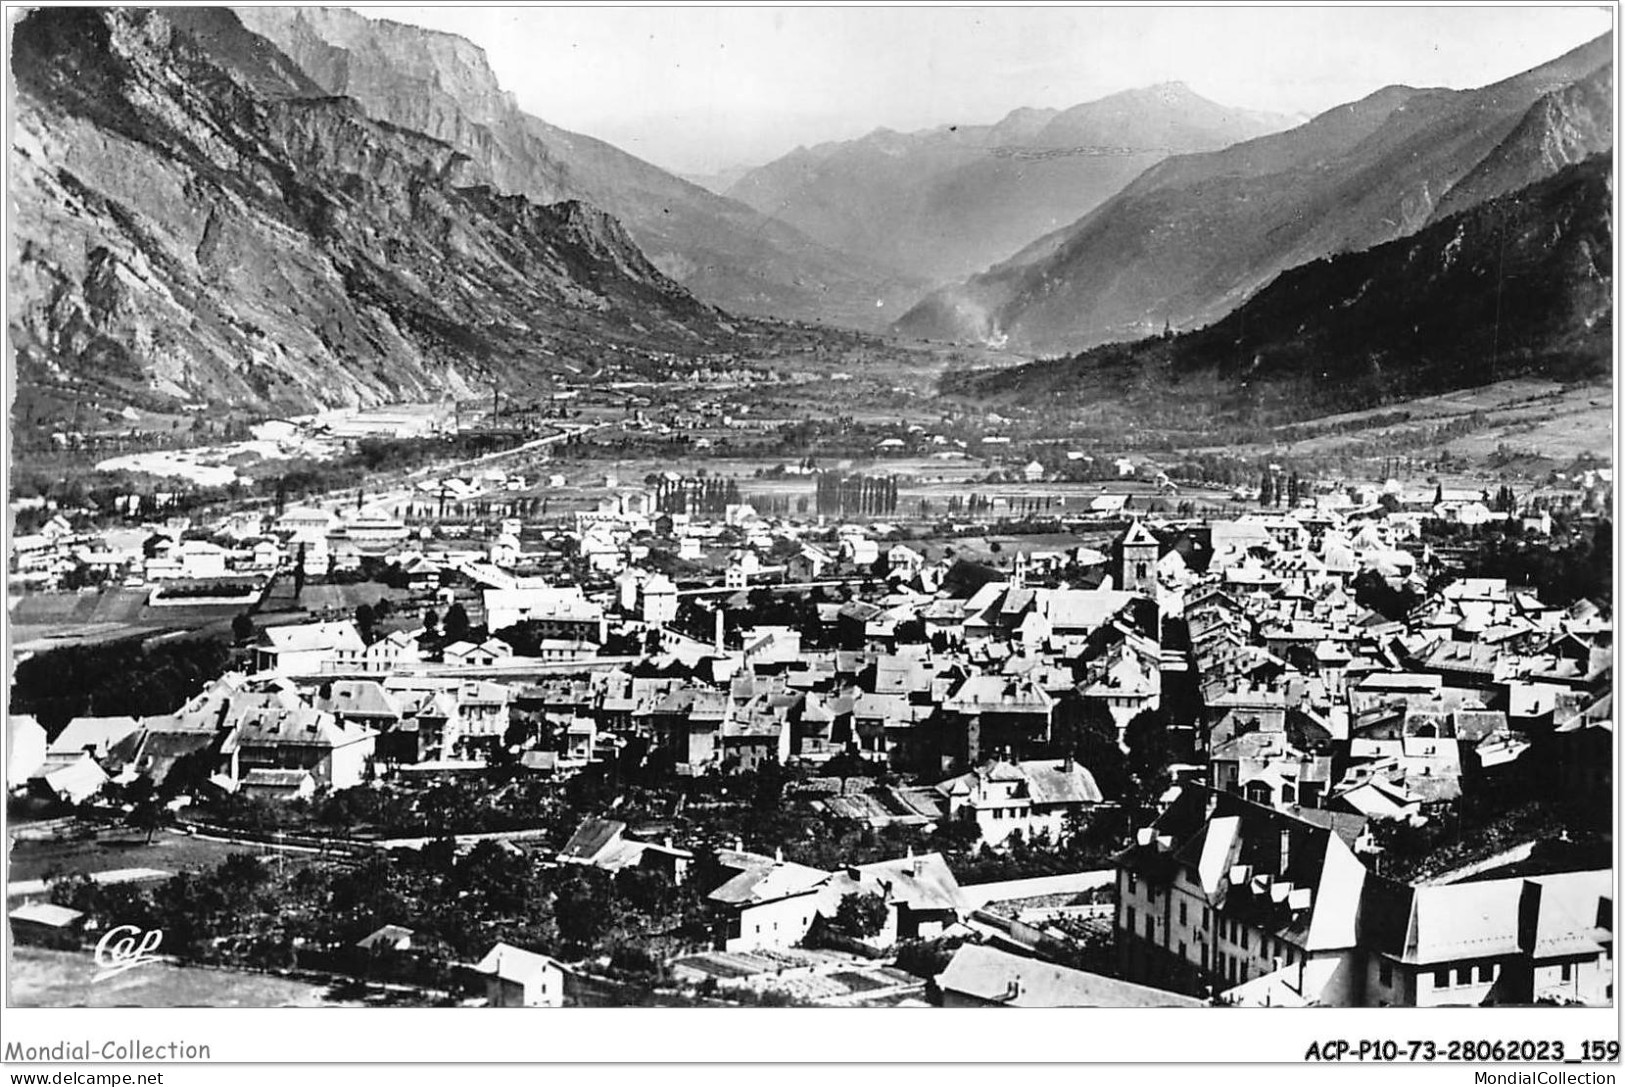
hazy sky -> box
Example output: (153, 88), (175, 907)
(359, 5), (1614, 176)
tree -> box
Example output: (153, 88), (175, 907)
(292, 545), (307, 601)
(1124, 708), (1173, 817)
(354, 603), (376, 643)
(1055, 699), (1131, 801)
(124, 777), (165, 844)
(231, 612), (255, 645)
(443, 602), (471, 643)
(422, 608), (440, 638)
(831, 891), (888, 939)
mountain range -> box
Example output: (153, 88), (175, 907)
(898, 33), (1614, 354)
(231, 6), (922, 330)
(9, 7), (735, 426)
(8, 9), (1613, 433)
(726, 83), (1296, 284)
(942, 154), (1613, 426)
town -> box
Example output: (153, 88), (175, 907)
(6, 396), (1613, 1009)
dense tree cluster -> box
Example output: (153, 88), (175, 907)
(814, 472), (899, 517)
(11, 636), (231, 732)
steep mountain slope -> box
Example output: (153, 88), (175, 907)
(943, 155), (1612, 426)
(727, 83), (1295, 284)
(232, 6), (921, 328)
(9, 7), (732, 426)
(899, 33), (1613, 353)
(1432, 62), (1614, 222)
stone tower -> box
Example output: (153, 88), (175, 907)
(1117, 521), (1159, 596)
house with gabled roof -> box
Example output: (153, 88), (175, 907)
(557, 817), (694, 884)
(234, 706), (375, 791)
(254, 620), (366, 677)
(937, 758), (1102, 847)
(1115, 786), (1374, 1003)
(939, 943), (1205, 1008)
(1359, 869), (1612, 1007)
(6, 714), (47, 789)
(474, 942), (565, 1007)
(817, 851), (968, 947)
(705, 848), (830, 953)
(939, 674), (1054, 767)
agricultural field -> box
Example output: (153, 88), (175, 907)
(8, 588), (248, 652)
(7, 825), (288, 884)
(9, 947), (363, 1008)
(1198, 378), (1613, 471)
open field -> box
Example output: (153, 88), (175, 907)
(9, 946), (363, 1008)
(7, 826), (325, 884)
(1196, 378), (1613, 468)
(9, 588), (248, 651)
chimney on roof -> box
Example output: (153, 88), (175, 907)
(733, 836), (743, 853)
(1280, 828), (1291, 872)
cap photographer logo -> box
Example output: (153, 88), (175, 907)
(93, 925), (164, 981)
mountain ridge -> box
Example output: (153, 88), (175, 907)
(726, 82), (1297, 285)
(897, 32), (1614, 353)
(942, 154), (1613, 426)
(9, 7), (734, 430)
(232, 5), (923, 329)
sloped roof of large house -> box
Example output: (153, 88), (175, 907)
(482, 586), (603, 621)
(235, 707), (371, 749)
(356, 924), (415, 950)
(49, 715), (144, 758)
(852, 691), (912, 723)
(707, 851), (829, 907)
(942, 675), (1052, 715)
(1020, 760), (1105, 805)
(10, 902), (86, 929)
(474, 942), (561, 985)
(559, 818), (628, 864)
(1040, 589), (1138, 631)
(40, 756), (108, 803)
(871, 654), (933, 695)
(258, 620), (365, 655)
(938, 759), (1103, 807)
(1122, 787), (1372, 953)
(937, 943), (1205, 1008)
(1377, 870), (1612, 967)
(318, 680), (401, 720)
(821, 852), (967, 916)
(1412, 638), (1506, 678)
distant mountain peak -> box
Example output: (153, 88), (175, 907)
(895, 34), (1616, 354)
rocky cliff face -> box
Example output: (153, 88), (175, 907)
(1432, 62), (1614, 222)
(10, 7), (729, 427)
(233, 6), (920, 329)
(898, 34), (1613, 354)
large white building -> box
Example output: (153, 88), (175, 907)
(254, 621), (366, 677)
(483, 586), (606, 642)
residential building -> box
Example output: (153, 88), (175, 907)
(474, 943), (565, 1008)
(706, 849), (830, 953)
